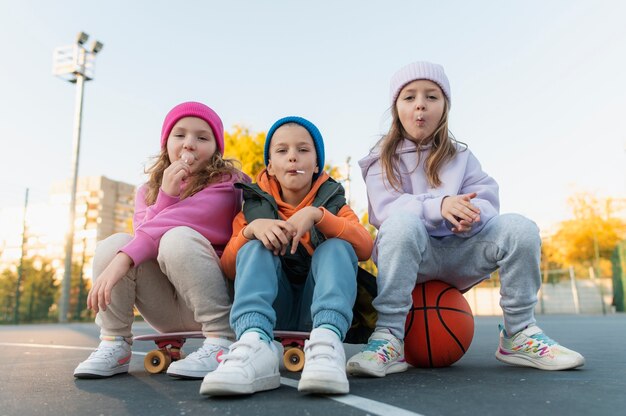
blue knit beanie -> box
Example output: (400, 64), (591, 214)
(264, 116), (325, 179)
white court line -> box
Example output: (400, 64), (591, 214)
(280, 377), (424, 416)
(1, 342), (424, 416)
(0, 342), (150, 355)
(0, 342), (97, 352)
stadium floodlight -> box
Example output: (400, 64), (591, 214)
(90, 40), (104, 54)
(76, 31), (89, 45)
(52, 32), (104, 323)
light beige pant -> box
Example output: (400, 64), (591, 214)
(93, 226), (234, 340)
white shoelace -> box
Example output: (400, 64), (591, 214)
(89, 344), (124, 361)
(187, 343), (223, 360)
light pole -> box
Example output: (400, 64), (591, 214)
(344, 156), (351, 203)
(14, 188), (29, 324)
(53, 32), (104, 323)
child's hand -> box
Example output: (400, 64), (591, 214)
(161, 160), (191, 196)
(87, 252), (133, 313)
(244, 219), (296, 255)
(441, 193), (481, 233)
(286, 207), (323, 254)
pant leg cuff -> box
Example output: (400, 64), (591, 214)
(313, 310), (350, 340)
(233, 312), (274, 339)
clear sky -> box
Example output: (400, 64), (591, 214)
(1, 0), (625, 231)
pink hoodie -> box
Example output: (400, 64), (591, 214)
(120, 174), (248, 266)
(359, 139), (499, 238)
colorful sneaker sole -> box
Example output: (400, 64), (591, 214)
(495, 348), (585, 371)
(346, 360), (408, 377)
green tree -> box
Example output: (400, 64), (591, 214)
(0, 258), (59, 324)
(23, 259), (58, 322)
(0, 268), (17, 323)
(70, 262), (93, 322)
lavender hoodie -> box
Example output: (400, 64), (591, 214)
(120, 174), (248, 266)
(358, 139), (499, 238)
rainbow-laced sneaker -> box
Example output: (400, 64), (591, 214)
(346, 329), (408, 377)
(495, 325), (585, 370)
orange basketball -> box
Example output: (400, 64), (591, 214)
(404, 280), (474, 368)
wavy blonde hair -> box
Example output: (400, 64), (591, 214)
(378, 97), (464, 191)
(144, 150), (242, 205)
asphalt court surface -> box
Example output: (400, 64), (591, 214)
(1, 315), (624, 416)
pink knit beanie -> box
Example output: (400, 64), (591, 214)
(389, 61), (451, 107)
(160, 102), (225, 154)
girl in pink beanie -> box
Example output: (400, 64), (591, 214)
(74, 101), (249, 380)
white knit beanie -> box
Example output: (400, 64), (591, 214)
(389, 61), (451, 107)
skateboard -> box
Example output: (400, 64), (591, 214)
(133, 330), (310, 374)
(274, 330), (309, 372)
(133, 331), (205, 374)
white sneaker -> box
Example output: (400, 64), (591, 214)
(73, 338), (132, 378)
(298, 327), (349, 394)
(496, 324), (585, 370)
(199, 332), (281, 396)
(346, 329), (408, 377)
(167, 337), (232, 379)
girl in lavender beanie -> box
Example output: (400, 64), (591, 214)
(348, 61), (585, 376)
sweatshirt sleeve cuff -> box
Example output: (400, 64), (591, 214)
(422, 196), (445, 225)
(154, 188), (180, 211)
(235, 227), (252, 246)
(315, 207), (345, 238)
(119, 232), (158, 267)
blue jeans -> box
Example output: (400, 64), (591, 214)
(230, 238), (358, 340)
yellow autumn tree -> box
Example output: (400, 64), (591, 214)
(544, 193), (626, 277)
(223, 125), (266, 179)
(325, 165), (344, 181)
(359, 212), (378, 275)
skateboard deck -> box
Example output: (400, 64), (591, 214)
(134, 331), (204, 343)
(134, 330), (311, 373)
(134, 331), (204, 374)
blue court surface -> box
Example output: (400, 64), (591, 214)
(1, 315), (624, 416)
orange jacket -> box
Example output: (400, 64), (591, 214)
(221, 169), (373, 279)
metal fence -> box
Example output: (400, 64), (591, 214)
(464, 267), (614, 316)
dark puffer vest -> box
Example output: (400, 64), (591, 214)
(234, 178), (346, 283)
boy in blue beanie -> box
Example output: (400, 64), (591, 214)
(200, 117), (373, 396)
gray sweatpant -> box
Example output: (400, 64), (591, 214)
(93, 226), (234, 340)
(374, 212), (541, 339)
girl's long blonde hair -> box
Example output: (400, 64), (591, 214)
(378, 98), (463, 191)
(144, 150), (241, 205)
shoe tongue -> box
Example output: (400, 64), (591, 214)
(522, 325), (542, 336)
(370, 330), (397, 344)
(100, 340), (124, 348)
(229, 332), (261, 355)
(240, 331), (261, 342)
(204, 337), (232, 349)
